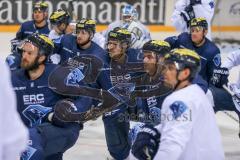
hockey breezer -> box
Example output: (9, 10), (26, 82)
(49, 55), (172, 122)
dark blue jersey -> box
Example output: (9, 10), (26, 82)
(11, 64), (63, 126)
(16, 20), (50, 40)
(58, 34), (111, 90)
(109, 48), (143, 86)
(165, 32), (221, 83)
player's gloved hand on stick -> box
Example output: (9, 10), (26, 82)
(210, 67), (229, 88)
(131, 125), (160, 160)
(180, 5), (195, 27)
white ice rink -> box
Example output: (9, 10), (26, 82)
(1, 33), (240, 160)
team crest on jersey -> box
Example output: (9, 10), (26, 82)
(213, 54), (221, 67)
(65, 67), (85, 87)
(209, 1), (215, 9)
(170, 101), (187, 119)
(21, 146), (37, 160)
(22, 104), (52, 127)
(108, 83), (135, 103)
(6, 55), (15, 66)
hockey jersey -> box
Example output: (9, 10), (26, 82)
(165, 32), (221, 83)
(154, 84), (224, 160)
(16, 20), (50, 40)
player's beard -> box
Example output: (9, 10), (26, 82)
(144, 63), (157, 76)
(77, 37), (91, 46)
(21, 56), (41, 71)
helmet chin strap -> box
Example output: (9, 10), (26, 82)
(174, 70), (190, 90)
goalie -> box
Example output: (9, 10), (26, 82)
(102, 4), (151, 49)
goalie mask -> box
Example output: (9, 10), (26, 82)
(121, 4), (138, 23)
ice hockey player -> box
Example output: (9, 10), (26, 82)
(132, 48), (225, 160)
(102, 4), (151, 49)
(11, 33), (88, 160)
(0, 60), (28, 160)
(210, 48), (240, 137)
(57, 18), (109, 65)
(172, 0), (215, 40)
(129, 40), (172, 126)
(48, 9), (71, 64)
(165, 17), (221, 85)
(6, 1), (50, 70)
(16, 1), (50, 40)
(103, 27), (145, 160)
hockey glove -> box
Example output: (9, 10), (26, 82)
(132, 125), (160, 160)
(210, 67), (229, 88)
(180, 5), (195, 27)
(190, 0), (202, 5)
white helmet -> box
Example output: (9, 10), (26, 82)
(121, 4), (138, 23)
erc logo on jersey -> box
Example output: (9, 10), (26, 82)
(23, 94), (44, 105)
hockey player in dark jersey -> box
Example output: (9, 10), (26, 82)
(57, 18), (109, 64)
(16, 1), (50, 40)
(6, 1), (50, 70)
(11, 34), (89, 160)
(103, 28), (145, 160)
(165, 17), (221, 84)
(57, 18), (111, 91)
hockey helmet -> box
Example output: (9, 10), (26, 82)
(33, 1), (48, 12)
(190, 17), (208, 30)
(49, 9), (71, 25)
(121, 4), (138, 21)
(108, 28), (132, 46)
(76, 19), (96, 34)
(164, 48), (201, 80)
(23, 33), (54, 56)
(143, 40), (171, 57)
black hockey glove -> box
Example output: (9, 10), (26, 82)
(180, 5), (195, 27)
(132, 125), (160, 160)
(190, 0), (202, 5)
(210, 67), (229, 88)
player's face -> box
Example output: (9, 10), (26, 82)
(107, 40), (124, 59)
(122, 15), (133, 23)
(20, 42), (40, 70)
(33, 10), (45, 23)
(163, 62), (178, 87)
(76, 29), (91, 45)
(190, 26), (205, 44)
(143, 51), (157, 76)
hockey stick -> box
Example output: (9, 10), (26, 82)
(68, 0), (77, 22)
(222, 84), (240, 123)
(49, 56), (173, 122)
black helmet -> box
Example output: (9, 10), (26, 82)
(24, 33), (54, 56)
(49, 9), (71, 25)
(108, 28), (131, 46)
(164, 48), (201, 80)
(190, 17), (208, 30)
(143, 40), (171, 56)
(76, 19), (96, 34)
(33, 1), (48, 12)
